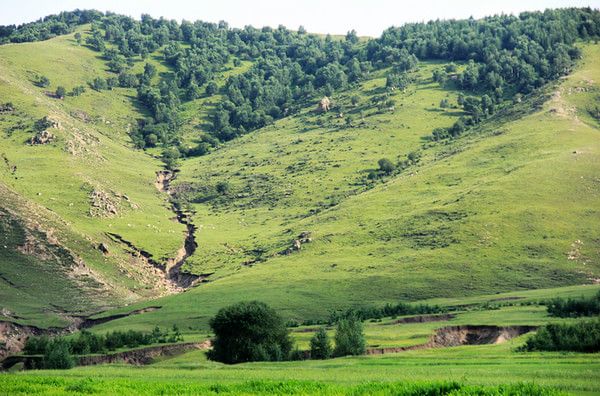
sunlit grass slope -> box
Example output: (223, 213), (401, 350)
(0, 28), (185, 324)
(92, 44), (600, 332)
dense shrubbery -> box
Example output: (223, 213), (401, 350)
(545, 291), (600, 317)
(520, 320), (600, 353)
(208, 301), (293, 364)
(24, 325), (183, 356)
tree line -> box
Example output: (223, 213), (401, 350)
(2, 8), (599, 156)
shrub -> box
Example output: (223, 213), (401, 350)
(55, 86), (66, 99)
(35, 75), (50, 88)
(333, 316), (365, 357)
(208, 301), (293, 364)
(520, 320), (600, 353)
(90, 77), (107, 91)
(378, 158), (395, 174)
(71, 85), (85, 96)
(310, 327), (332, 359)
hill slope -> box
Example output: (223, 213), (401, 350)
(78, 45), (600, 332)
(0, 17), (598, 333)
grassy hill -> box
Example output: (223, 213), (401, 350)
(57, 44), (600, 333)
(0, 24), (598, 334)
(0, 28), (186, 326)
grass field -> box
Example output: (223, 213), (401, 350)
(1, 341), (598, 395)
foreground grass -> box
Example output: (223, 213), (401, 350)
(2, 342), (598, 395)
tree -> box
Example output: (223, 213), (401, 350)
(36, 75), (50, 88)
(208, 301), (293, 364)
(333, 316), (366, 357)
(206, 81), (218, 96)
(215, 181), (231, 195)
(71, 85), (85, 96)
(55, 86), (66, 99)
(74, 32), (82, 45)
(378, 158), (395, 175)
(310, 327), (332, 359)
(91, 77), (108, 91)
(44, 338), (75, 369)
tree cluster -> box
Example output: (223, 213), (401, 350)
(545, 291), (600, 318)
(520, 319), (600, 353)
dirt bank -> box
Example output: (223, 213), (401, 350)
(366, 325), (536, 355)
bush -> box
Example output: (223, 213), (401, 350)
(378, 158), (395, 174)
(35, 75), (50, 88)
(333, 316), (365, 357)
(90, 77), (108, 91)
(546, 291), (600, 317)
(208, 301), (293, 364)
(71, 85), (85, 96)
(520, 320), (600, 353)
(310, 327), (332, 359)
(55, 86), (66, 99)
(44, 338), (75, 369)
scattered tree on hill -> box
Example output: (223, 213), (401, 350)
(378, 158), (395, 175)
(71, 85), (85, 96)
(208, 301), (293, 364)
(55, 86), (66, 99)
(90, 77), (108, 91)
(35, 75), (50, 88)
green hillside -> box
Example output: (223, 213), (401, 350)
(0, 13), (599, 331)
(77, 43), (600, 334)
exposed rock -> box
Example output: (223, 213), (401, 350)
(89, 189), (120, 218)
(0, 103), (14, 113)
(283, 231), (313, 255)
(317, 96), (331, 112)
(30, 130), (55, 145)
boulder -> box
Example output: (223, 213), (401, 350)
(317, 96), (331, 112)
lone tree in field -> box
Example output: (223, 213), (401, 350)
(208, 301), (292, 364)
(310, 327), (332, 359)
(333, 316), (366, 357)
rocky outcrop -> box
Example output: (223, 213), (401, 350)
(30, 130), (55, 145)
(89, 189), (120, 217)
(317, 96), (331, 112)
(282, 231), (312, 255)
